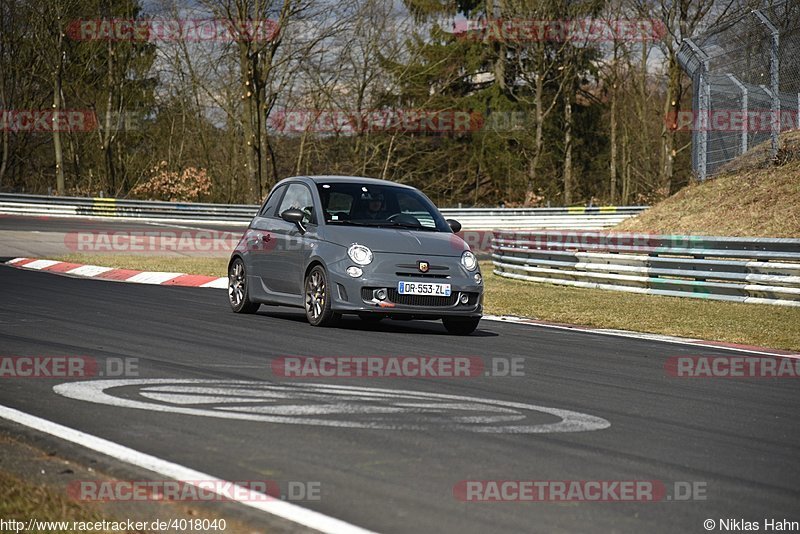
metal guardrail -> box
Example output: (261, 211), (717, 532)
(0, 193), (647, 230)
(492, 230), (800, 306)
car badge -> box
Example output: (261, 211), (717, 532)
(418, 261), (429, 273)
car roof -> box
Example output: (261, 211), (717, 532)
(279, 175), (416, 190)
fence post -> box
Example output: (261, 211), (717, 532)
(755, 10), (780, 159)
(685, 40), (711, 181)
(726, 74), (748, 155)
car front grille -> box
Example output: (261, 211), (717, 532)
(361, 287), (459, 307)
(388, 289), (458, 307)
(394, 272), (450, 279)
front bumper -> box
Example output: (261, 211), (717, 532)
(326, 253), (483, 318)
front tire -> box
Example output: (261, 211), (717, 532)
(442, 316), (480, 335)
(304, 265), (338, 326)
(228, 258), (260, 313)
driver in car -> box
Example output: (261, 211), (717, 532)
(355, 192), (390, 220)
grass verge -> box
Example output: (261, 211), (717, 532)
(48, 254), (800, 351)
(615, 131), (800, 237)
(0, 470), (147, 533)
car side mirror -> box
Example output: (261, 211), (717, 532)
(447, 219), (462, 233)
(281, 208), (306, 233)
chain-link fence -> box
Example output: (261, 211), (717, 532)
(677, 0), (800, 179)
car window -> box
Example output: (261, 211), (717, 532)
(397, 191), (437, 228)
(259, 185), (285, 217)
(277, 183), (315, 224)
(315, 182), (449, 231)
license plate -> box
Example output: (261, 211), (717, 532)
(397, 281), (451, 297)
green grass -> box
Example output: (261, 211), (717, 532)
(50, 254), (800, 351)
(0, 471), (147, 533)
(483, 262), (799, 351)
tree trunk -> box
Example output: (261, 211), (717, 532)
(563, 97), (573, 205)
(526, 72), (544, 199)
(102, 39), (116, 194)
(238, 45), (261, 204)
(0, 79), (7, 188)
(609, 47), (619, 204)
(659, 53), (681, 197)
(53, 48), (65, 195)
(622, 127), (631, 204)
(610, 88), (617, 204)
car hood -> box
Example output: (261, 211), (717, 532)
(323, 226), (468, 256)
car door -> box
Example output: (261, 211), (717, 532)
(249, 185), (286, 296)
(269, 182), (317, 296)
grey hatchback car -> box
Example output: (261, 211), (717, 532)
(227, 176), (483, 334)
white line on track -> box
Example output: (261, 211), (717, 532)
(0, 404), (377, 534)
(482, 315), (800, 358)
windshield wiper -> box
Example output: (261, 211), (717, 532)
(326, 220), (369, 226)
(372, 221), (437, 231)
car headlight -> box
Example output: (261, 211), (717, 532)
(348, 243), (373, 265)
(461, 250), (478, 271)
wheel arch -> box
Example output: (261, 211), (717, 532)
(228, 253), (244, 272)
(304, 258), (327, 280)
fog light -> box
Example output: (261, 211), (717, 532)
(346, 266), (363, 278)
(460, 294), (469, 304)
(474, 273), (482, 284)
(375, 288), (388, 300)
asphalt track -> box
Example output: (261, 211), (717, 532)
(1, 264), (799, 533)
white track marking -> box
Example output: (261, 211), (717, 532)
(53, 379), (611, 434)
(8, 257), (27, 264)
(0, 403), (377, 534)
(65, 265), (114, 277)
(200, 277), (228, 288)
(125, 271), (182, 284)
(22, 259), (61, 270)
(483, 315), (800, 358)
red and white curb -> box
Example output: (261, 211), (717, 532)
(6, 257), (227, 289)
(5, 257), (798, 357)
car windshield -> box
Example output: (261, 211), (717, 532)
(316, 182), (451, 232)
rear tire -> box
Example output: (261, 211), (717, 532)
(228, 258), (260, 314)
(304, 265), (338, 326)
(442, 317), (480, 335)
